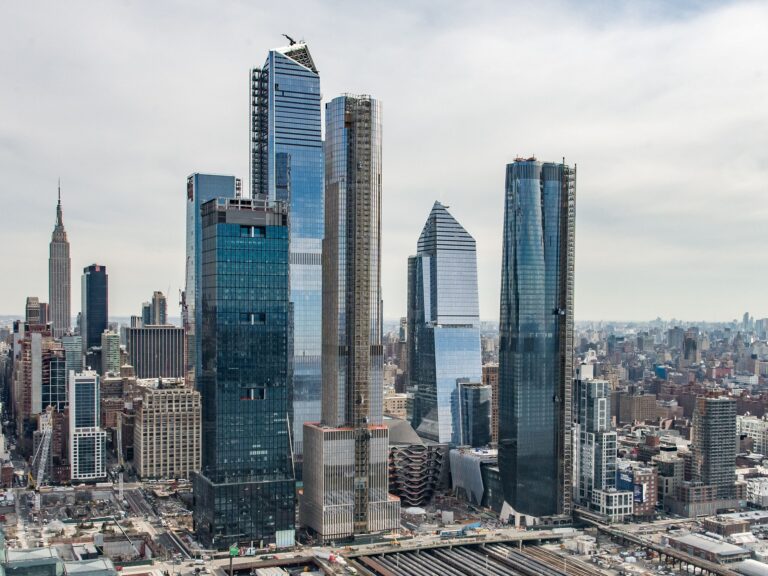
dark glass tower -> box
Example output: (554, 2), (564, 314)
(81, 264), (108, 352)
(498, 158), (575, 520)
(49, 185), (71, 338)
(408, 202), (482, 445)
(192, 197), (295, 549)
(250, 41), (323, 465)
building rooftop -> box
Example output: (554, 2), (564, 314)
(6, 547), (60, 562)
(64, 559), (117, 576)
(670, 533), (749, 557)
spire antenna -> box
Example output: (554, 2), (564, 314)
(58, 178), (61, 204)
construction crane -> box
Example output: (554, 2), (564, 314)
(29, 412), (53, 511)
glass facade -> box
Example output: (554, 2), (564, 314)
(321, 95), (383, 427)
(183, 173), (238, 389)
(193, 197), (295, 549)
(42, 350), (67, 412)
(302, 96), (400, 539)
(456, 382), (492, 448)
(498, 159), (575, 519)
(81, 264), (108, 352)
(408, 202), (482, 445)
(251, 43), (323, 464)
(69, 371), (106, 481)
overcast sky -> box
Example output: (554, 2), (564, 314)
(2, 0), (767, 322)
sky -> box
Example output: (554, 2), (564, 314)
(1, 0), (767, 322)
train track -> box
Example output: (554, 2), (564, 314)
(521, 545), (600, 576)
(356, 543), (569, 576)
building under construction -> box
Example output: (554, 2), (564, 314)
(301, 94), (400, 540)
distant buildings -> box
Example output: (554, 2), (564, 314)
(69, 371), (106, 482)
(134, 379), (201, 479)
(100, 331), (121, 375)
(302, 94), (400, 540)
(81, 264), (108, 353)
(737, 414), (768, 454)
(125, 325), (184, 379)
(250, 41), (324, 468)
(49, 188), (71, 338)
(25, 297), (44, 325)
(408, 202), (482, 446)
(192, 196), (295, 549)
(498, 158), (575, 521)
(150, 291), (167, 325)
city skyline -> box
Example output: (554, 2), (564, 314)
(2, 1), (767, 322)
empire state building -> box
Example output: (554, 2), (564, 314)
(49, 185), (71, 338)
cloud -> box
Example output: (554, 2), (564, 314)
(1, 0), (767, 322)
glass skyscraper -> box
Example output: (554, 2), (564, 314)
(81, 264), (108, 352)
(498, 158), (575, 520)
(69, 370), (106, 481)
(192, 196), (295, 549)
(302, 95), (399, 540)
(408, 202), (482, 445)
(250, 41), (323, 465)
(182, 173), (239, 389)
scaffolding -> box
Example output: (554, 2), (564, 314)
(249, 67), (269, 199)
(558, 161), (577, 517)
(347, 97), (374, 534)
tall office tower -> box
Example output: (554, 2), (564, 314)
(141, 302), (152, 326)
(408, 202), (482, 445)
(692, 396), (737, 499)
(69, 371), (107, 481)
(192, 197), (294, 549)
(182, 174), (239, 389)
(302, 94), (400, 540)
(25, 297), (42, 325)
(100, 331), (121, 375)
(62, 334), (84, 376)
(482, 363), (499, 445)
(81, 264), (108, 352)
(498, 158), (576, 520)
(134, 379), (201, 480)
(573, 364), (617, 507)
(250, 41), (323, 465)
(49, 188), (71, 338)
(125, 325), (184, 379)
(151, 291), (167, 325)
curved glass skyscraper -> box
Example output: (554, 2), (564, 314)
(498, 158), (575, 520)
(408, 202), (482, 445)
